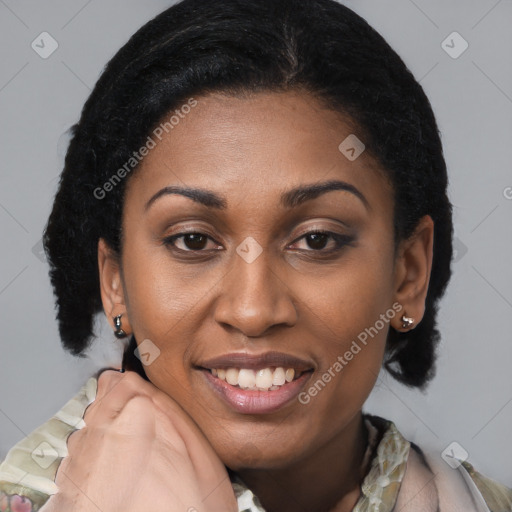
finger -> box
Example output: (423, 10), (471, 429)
(85, 371), (211, 459)
(85, 371), (161, 427)
(93, 370), (178, 421)
(95, 368), (126, 400)
(114, 374), (216, 455)
(111, 394), (159, 438)
(65, 426), (83, 454)
(83, 369), (129, 424)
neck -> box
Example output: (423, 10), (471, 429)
(236, 412), (368, 512)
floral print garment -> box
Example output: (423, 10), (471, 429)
(0, 376), (511, 512)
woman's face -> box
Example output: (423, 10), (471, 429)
(100, 90), (422, 470)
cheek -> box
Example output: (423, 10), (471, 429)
(121, 238), (215, 333)
(301, 244), (395, 401)
(306, 245), (395, 345)
(119, 245), (195, 369)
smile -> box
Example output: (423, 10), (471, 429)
(198, 352), (314, 414)
(209, 367), (301, 391)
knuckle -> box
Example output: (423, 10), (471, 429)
(83, 400), (98, 424)
(112, 395), (157, 435)
(65, 427), (83, 452)
(124, 393), (154, 413)
(86, 371), (157, 429)
(97, 368), (122, 391)
(82, 399), (94, 420)
(116, 371), (151, 400)
(120, 370), (144, 389)
(99, 369), (142, 397)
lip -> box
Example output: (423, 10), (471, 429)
(198, 351), (314, 372)
(201, 368), (313, 414)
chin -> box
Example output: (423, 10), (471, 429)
(215, 435), (303, 472)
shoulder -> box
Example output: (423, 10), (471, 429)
(399, 439), (512, 512)
(0, 376), (98, 511)
(365, 415), (512, 512)
(459, 459), (512, 512)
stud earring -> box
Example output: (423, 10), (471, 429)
(113, 314), (127, 338)
(401, 314), (415, 329)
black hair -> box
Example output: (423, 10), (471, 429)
(43, 0), (453, 389)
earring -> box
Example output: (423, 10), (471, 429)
(113, 314), (127, 338)
(401, 314), (415, 329)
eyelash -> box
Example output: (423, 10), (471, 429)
(162, 229), (354, 256)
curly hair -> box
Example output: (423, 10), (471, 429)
(43, 0), (453, 389)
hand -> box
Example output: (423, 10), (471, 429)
(43, 370), (238, 512)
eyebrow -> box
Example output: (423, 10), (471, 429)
(144, 179), (369, 211)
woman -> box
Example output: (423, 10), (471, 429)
(0, 0), (510, 510)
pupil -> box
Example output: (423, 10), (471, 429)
(185, 233), (207, 250)
(308, 233), (328, 250)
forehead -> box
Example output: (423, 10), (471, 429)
(126, 90), (392, 214)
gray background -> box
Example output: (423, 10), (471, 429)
(1, 0), (511, 486)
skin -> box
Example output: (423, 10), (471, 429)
(47, 370), (238, 511)
(96, 90), (434, 512)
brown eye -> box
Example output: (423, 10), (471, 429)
(163, 232), (220, 252)
(304, 232), (330, 250)
(290, 230), (354, 252)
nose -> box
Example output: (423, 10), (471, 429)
(213, 247), (298, 338)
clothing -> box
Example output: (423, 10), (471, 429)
(0, 376), (511, 511)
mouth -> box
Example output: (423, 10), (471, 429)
(197, 352), (314, 414)
(208, 366), (305, 391)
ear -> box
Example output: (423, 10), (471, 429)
(391, 215), (434, 332)
(98, 238), (132, 335)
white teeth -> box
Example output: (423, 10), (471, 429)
(272, 367), (286, 386)
(255, 368), (273, 390)
(225, 368), (239, 386)
(285, 369), (295, 382)
(210, 366), (301, 390)
(238, 369), (256, 389)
